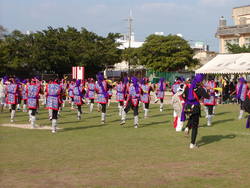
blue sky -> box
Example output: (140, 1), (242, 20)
(0, 0), (249, 51)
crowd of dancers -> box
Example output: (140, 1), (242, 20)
(0, 73), (249, 149)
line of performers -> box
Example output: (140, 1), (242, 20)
(0, 74), (249, 148)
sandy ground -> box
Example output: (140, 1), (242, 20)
(0, 123), (53, 130)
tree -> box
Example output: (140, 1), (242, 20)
(138, 34), (199, 72)
(122, 47), (140, 66)
(227, 43), (250, 53)
(0, 26), (122, 78)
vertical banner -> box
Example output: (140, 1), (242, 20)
(72, 66), (85, 80)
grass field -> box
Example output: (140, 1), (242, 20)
(0, 103), (250, 188)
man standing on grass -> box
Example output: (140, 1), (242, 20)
(181, 74), (210, 149)
(27, 79), (41, 128)
(46, 79), (62, 133)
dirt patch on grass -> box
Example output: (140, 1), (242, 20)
(0, 123), (53, 130)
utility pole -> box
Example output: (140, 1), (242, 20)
(127, 9), (133, 76)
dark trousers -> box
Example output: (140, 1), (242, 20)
(29, 109), (37, 116)
(52, 110), (58, 119)
(11, 104), (16, 110)
(144, 102), (149, 109)
(124, 99), (139, 116)
(90, 99), (94, 103)
(77, 105), (82, 114)
(101, 103), (106, 113)
(206, 105), (214, 115)
(119, 101), (124, 106)
(187, 113), (200, 144)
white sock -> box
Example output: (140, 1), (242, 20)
(52, 119), (57, 133)
(31, 115), (36, 128)
(121, 110), (126, 121)
(11, 110), (15, 121)
(239, 110), (244, 119)
(144, 109), (148, 117)
(134, 115), (139, 125)
(101, 113), (106, 122)
(90, 103), (94, 112)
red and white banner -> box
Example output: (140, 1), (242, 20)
(72, 66), (85, 80)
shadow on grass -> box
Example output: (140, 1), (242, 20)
(197, 134), (236, 147)
(142, 120), (169, 127)
(215, 111), (230, 116)
(62, 123), (107, 132)
(213, 118), (235, 126)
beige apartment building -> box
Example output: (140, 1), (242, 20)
(216, 5), (250, 53)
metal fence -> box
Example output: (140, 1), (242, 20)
(146, 70), (194, 84)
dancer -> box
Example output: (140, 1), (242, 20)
(46, 79), (62, 133)
(120, 77), (141, 128)
(203, 77), (217, 126)
(21, 80), (28, 112)
(243, 80), (250, 128)
(95, 73), (108, 124)
(73, 80), (85, 120)
(181, 74), (210, 149)
(172, 77), (184, 126)
(6, 78), (19, 122)
(27, 79), (41, 128)
(68, 80), (75, 109)
(141, 78), (153, 118)
(236, 77), (248, 119)
(86, 78), (95, 112)
(0, 78), (6, 112)
(116, 77), (126, 116)
(155, 78), (166, 112)
(171, 83), (185, 131)
(107, 80), (113, 107)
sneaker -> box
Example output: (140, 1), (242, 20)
(120, 120), (125, 125)
(190, 143), (198, 149)
(52, 130), (56, 133)
(10, 119), (14, 123)
(154, 99), (159, 103)
(77, 116), (81, 120)
(160, 108), (163, 112)
(134, 124), (138, 128)
(101, 121), (105, 124)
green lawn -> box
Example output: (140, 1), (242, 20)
(0, 103), (250, 188)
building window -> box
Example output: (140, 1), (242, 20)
(244, 38), (250, 47)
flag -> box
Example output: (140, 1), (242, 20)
(72, 67), (85, 80)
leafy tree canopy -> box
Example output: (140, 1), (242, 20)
(0, 26), (122, 78)
(226, 43), (250, 53)
(138, 34), (199, 72)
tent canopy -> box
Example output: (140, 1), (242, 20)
(195, 53), (250, 74)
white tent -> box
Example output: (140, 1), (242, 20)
(195, 53), (250, 74)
